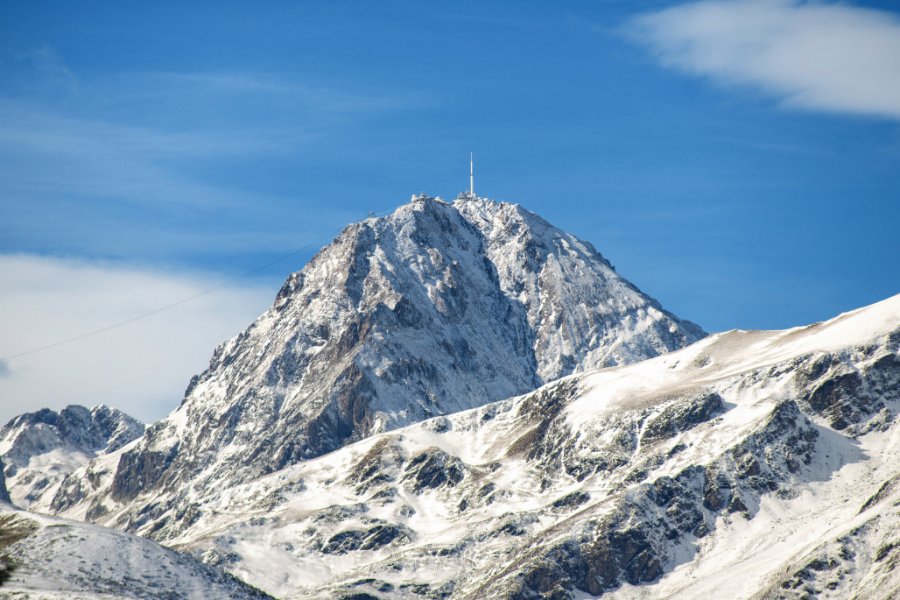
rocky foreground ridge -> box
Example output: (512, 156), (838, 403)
(0, 508), (273, 599)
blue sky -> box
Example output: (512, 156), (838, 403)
(1, 1), (899, 421)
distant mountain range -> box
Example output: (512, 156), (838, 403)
(2, 196), (896, 599)
(0, 404), (143, 509)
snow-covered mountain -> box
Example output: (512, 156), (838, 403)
(0, 404), (143, 510)
(0, 508), (272, 599)
(52, 292), (900, 599)
(47, 196), (704, 531)
(1, 442), (268, 598)
(20, 195), (897, 599)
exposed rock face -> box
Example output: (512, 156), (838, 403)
(49, 196), (703, 526)
(402, 447), (466, 493)
(454, 200), (701, 377)
(52, 295), (900, 599)
(497, 400), (819, 599)
(0, 458), (10, 505)
(0, 404), (143, 509)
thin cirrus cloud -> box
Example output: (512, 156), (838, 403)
(0, 253), (276, 425)
(0, 100), (307, 210)
(8, 42), (78, 93)
(0, 47), (433, 260)
(627, 0), (900, 121)
(0, 65), (412, 211)
(139, 71), (439, 114)
(1, 43), (435, 197)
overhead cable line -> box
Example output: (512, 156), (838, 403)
(1, 247), (311, 362)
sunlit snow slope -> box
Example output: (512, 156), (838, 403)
(0, 509), (271, 599)
(64, 295), (900, 599)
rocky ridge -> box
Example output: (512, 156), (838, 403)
(54, 295), (900, 599)
(46, 196), (704, 531)
(0, 404), (144, 509)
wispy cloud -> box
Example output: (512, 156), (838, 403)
(0, 254), (275, 425)
(139, 71), (438, 113)
(10, 43), (78, 93)
(628, 0), (900, 120)
(0, 99), (305, 209)
(0, 66), (410, 208)
(0, 51), (433, 260)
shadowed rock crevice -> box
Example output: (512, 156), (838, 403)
(403, 448), (466, 493)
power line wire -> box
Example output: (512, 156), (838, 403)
(1, 247), (310, 362)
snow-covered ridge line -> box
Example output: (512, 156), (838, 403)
(62, 292), (899, 599)
(568, 292), (900, 421)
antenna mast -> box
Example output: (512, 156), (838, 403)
(469, 152), (475, 198)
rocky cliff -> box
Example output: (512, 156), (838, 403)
(48, 196), (704, 531)
(0, 404), (143, 509)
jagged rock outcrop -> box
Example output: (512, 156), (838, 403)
(48, 196), (704, 527)
(0, 458), (10, 505)
(0, 404), (143, 509)
(100, 294), (894, 600)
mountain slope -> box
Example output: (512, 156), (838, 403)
(83, 294), (899, 600)
(48, 195), (704, 530)
(0, 404), (143, 509)
(0, 509), (272, 599)
(454, 199), (698, 375)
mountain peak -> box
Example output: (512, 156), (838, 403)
(49, 194), (706, 535)
(0, 404), (144, 509)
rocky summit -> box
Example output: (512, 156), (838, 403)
(46, 196), (704, 537)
